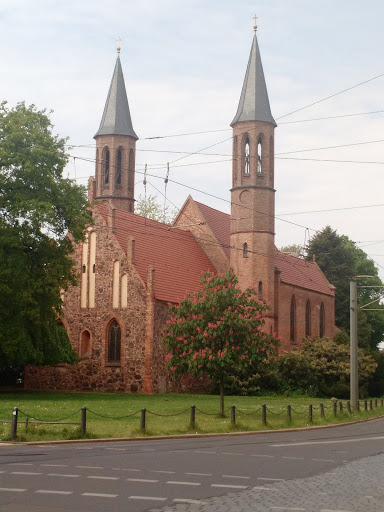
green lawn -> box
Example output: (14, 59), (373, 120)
(0, 392), (383, 442)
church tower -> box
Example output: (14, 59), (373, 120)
(92, 40), (138, 212)
(230, 20), (277, 327)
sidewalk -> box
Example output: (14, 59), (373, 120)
(151, 453), (384, 512)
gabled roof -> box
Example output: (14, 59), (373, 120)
(189, 204), (334, 296)
(231, 34), (276, 127)
(94, 204), (215, 303)
(194, 201), (231, 259)
(94, 56), (138, 139)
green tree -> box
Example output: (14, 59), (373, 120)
(135, 194), (177, 225)
(306, 226), (384, 350)
(278, 337), (377, 398)
(0, 102), (90, 366)
(163, 268), (280, 415)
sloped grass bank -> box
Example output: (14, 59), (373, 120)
(0, 392), (382, 442)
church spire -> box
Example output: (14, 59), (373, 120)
(94, 50), (138, 139)
(231, 26), (276, 127)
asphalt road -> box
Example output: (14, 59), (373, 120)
(1, 418), (384, 512)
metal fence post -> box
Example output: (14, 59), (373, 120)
(231, 405), (236, 426)
(308, 404), (313, 423)
(190, 405), (196, 429)
(140, 408), (146, 432)
(261, 404), (267, 426)
(287, 404), (292, 422)
(81, 406), (87, 435)
(10, 407), (18, 441)
(320, 403), (325, 418)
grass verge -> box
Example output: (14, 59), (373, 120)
(0, 392), (383, 442)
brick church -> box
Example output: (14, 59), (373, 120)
(25, 28), (336, 393)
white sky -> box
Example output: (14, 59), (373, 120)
(2, 0), (384, 278)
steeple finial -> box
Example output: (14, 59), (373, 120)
(253, 14), (258, 32)
(117, 37), (121, 55)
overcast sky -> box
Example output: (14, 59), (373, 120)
(2, 0), (384, 278)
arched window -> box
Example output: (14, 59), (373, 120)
(290, 296), (296, 343)
(257, 138), (262, 174)
(116, 148), (122, 185)
(128, 149), (134, 192)
(104, 148), (110, 185)
(258, 281), (263, 300)
(320, 303), (325, 338)
(305, 300), (311, 337)
(243, 242), (248, 258)
(108, 320), (121, 363)
(80, 330), (91, 358)
(244, 136), (250, 175)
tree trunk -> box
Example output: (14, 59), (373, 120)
(219, 381), (224, 417)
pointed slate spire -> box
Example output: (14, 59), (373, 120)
(94, 56), (138, 139)
(231, 33), (276, 127)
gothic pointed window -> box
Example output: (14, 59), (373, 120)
(104, 148), (110, 185)
(290, 296), (296, 344)
(128, 149), (134, 193)
(257, 138), (262, 174)
(244, 137), (250, 175)
(107, 319), (121, 363)
(116, 148), (122, 185)
(243, 242), (248, 258)
(305, 300), (311, 337)
(320, 303), (325, 338)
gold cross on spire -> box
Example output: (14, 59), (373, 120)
(253, 14), (258, 32)
(117, 37), (121, 54)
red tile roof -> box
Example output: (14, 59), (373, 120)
(194, 202), (333, 296)
(95, 204), (216, 303)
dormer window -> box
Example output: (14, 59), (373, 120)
(244, 137), (250, 175)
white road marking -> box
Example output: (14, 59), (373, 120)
(106, 447), (126, 451)
(186, 472), (212, 476)
(174, 499), (207, 504)
(151, 470), (175, 474)
(113, 468), (140, 472)
(75, 447), (93, 450)
(258, 477), (285, 481)
(129, 496), (167, 501)
(9, 463), (33, 466)
(82, 492), (118, 498)
(251, 454), (274, 458)
(87, 476), (119, 480)
(167, 481), (201, 486)
(11, 471), (42, 475)
(252, 486), (280, 491)
(194, 450), (216, 454)
(126, 478), (159, 483)
(47, 473), (80, 478)
(271, 435), (384, 447)
(282, 456), (304, 460)
(35, 490), (73, 495)
(211, 484), (248, 489)
(221, 452), (243, 456)
(41, 464), (68, 467)
(76, 465), (104, 469)
(312, 458), (335, 462)
(222, 475), (250, 479)
(0, 488), (27, 492)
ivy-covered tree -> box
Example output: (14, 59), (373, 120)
(0, 102), (90, 366)
(306, 226), (384, 350)
(163, 268), (280, 415)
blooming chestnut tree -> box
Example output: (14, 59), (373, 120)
(163, 268), (280, 415)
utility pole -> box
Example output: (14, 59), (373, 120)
(350, 279), (358, 409)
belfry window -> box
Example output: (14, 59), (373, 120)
(244, 137), (250, 175)
(290, 296), (296, 343)
(128, 149), (134, 192)
(320, 303), (325, 338)
(257, 139), (262, 174)
(305, 300), (311, 337)
(116, 148), (122, 185)
(108, 320), (121, 363)
(104, 148), (110, 185)
(243, 242), (248, 258)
